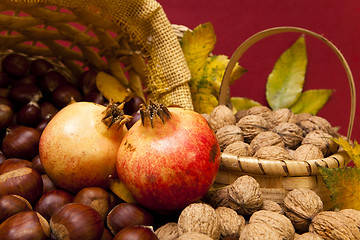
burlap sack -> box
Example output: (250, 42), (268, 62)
(0, 0), (193, 109)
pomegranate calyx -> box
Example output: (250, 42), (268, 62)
(102, 100), (132, 129)
(140, 100), (171, 128)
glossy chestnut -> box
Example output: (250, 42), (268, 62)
(50, 203), (104, 240)
(0, 167), (43, 205)
(0, 194), (33, 223)
(107, 203), (154, 236)
(2, 126), (40, 160)
(74, 187), (111, 221)
(113, 226), (158, 240)
(1, 53), (30, 78)
(0, 158), (32, 174)
(0, 211), (51, 240)
(35, 189), (74, 221)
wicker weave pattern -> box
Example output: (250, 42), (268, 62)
(1, 0), (193, 109)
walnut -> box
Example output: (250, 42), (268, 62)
(209, 105), (236, 132)
(223, 141), (253, 157)
(339, 209), (360, 229)
(273, 122), (304, 149)
(176, 232), (213, 240)
(235, 109), (248, 122)
(283, 188), (323, 233)
(298, 115), (338, 137)
(228, 175), (263, 216)
(309, 211), (360, 240)
(293, 144), (324, 161)
(254, 145), (293, 161)
(260, 199), (284, 215)
(215, 207), (246, 239)
(205, 185), (242, 211)
(296, 232), (323, 240)
(236, 115), (269, 143)
(177, 203), (221, 240)
(216, 125), (244, 151)
(269, 108), (296, 128)
(295, 112), (312, 124)
(239, 222), (283, 240)
(247, 106), (273, 123)
(155, 222), (179, 240)
(250, 131), (285, 153)
(302, 130), (339, 157)
(249, 210), (295, 240)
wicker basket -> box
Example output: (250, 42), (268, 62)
(0, 0), (193, 109)
(216, 26), (356, 210)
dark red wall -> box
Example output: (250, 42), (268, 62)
(157, 0), (360, 142)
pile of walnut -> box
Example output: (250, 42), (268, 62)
(206, 105), (340, 161)
(154, 175), (360, 240)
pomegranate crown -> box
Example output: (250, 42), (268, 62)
(140, 100), (172, 128)
(102, 100), (132, 129)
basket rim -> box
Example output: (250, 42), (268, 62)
(220, 149), (350, 176)
(219, 26), (356, 140)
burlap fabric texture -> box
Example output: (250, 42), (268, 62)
(0, 0), (193, 109)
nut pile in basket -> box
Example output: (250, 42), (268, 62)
(206, 104), (341, 161)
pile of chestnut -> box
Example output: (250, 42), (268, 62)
(0, 52), (165, 240)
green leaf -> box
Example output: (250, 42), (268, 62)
(290, 89), (334, 115)
(231, 97), (262, 112)
(319, 166), (360, 210)
(266, 36), (307, 110)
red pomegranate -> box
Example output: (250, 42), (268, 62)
(116, 101), (220, 212)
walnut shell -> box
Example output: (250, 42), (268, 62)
(176, 232), (213, 240)
(293, 144), (324, 161)
(295, 112), (312, 124)
(250, 131), (285, 153)
(235, 109), (248, 122)
(209, 105), (236, 132)
(309, 211), (360, 240)
(269, 108), (296, 128)
(297, 232), (323, 240)
(272, 122), (304, 149)
(249, 210), (295, 240)
(155, 222), (179, 240)
(339, 209), (360, 229)
(260, 200), (284, 215)
(215, 207), (245, 239)
(283, 188), (323, 233)
(302, 130), (339, 157)
(178, 203), (221, 240)
(223, 141), (254, 157)
(298, 115), (338, 137)
(228, 175), (263, 216)
(205, 186), (242, 211)
(216, 125), (244, 151)
(254, 145), (293, 161)
(239, 222), (283, 240)
(236, 115), (269, 143)
(247, 106), (273, 123)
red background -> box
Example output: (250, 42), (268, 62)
(157, 0), (360, 142)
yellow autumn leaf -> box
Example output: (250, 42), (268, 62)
(181, 22), (216, 75)
(109, 178), (137, 203)
(231, 97), (262, 112)
(333, 137), (360, 167)
(192, 91), (218, 114)
(319, 167), (360, 210)
(96, 71), (130, 102)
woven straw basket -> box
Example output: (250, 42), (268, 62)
(0, 0), (193, 109)
(216, 27), (357, 211)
